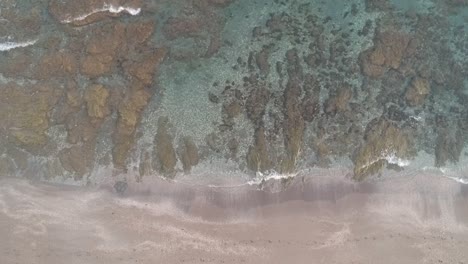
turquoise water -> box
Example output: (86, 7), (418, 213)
(0, 0), (467, 186)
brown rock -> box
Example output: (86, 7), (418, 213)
(86, 23), (126, 55)
(405, 77), (430, 106)
(117, 89), (151, 135)
(282, 78), (305, 173)
(378, 31), (411, 69)
(205, 132), (223, 153)
(228, 138), (239, 159)
(208, 92), (220, 104)
(247, 127), (273, 173)
(112, 89), (152, 168)
(353, 119), (413, 181)
(154, 117), (177, 178)
(161, 4), (227, 58)
(256, 47), (271, 76)
(205, 32), (223, 58)
(126, 20), (155, 45)
(360, 31), (412, 78)
(81, 23), (126, 77)
(124, 48), (168, 86)
(324, 84), (353, 115)
(109, 45), (167, 168)
(360, 50), (387, 78)
(45, 159), (66, 179)
(301, 74), (321, 122)
(0, 82), (61, 152)
(314, 140), (332, 167)
(112, 141), (134, 171)
(246, 86), (270, 124)
(178, 137), (200, 173)
(66, 112), (99, 144)
(163, 17), (204, 40)
(0, 53), (33, 78)
(302, 95), (320, 122)
(435, 127), (464, 167)
(1, 7), (42, 35)
(81, 54), (115, 77)
(84, 84), (110, 120)
(66, 83), (82, 108)
(223, 100), (242, 118)
(51, 81), (82, 125)
(59, 142), (95, 179)
(138, 151), (152, 180)
(35, 52), (77, 79)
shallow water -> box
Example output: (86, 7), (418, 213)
(0, 0), (467, 184)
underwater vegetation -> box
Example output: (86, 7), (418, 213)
(0, 0), (467, 183)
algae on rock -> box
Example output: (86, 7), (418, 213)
(0, 82), (61, 152)
(435, 127), (464, 167)
(246, 127), (273, 173)
(353, 119), (413, 181)
(154, 117), (177, 178)
(177, 136), (200, 174)
(84, 84), (110, 120)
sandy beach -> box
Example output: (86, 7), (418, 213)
(1, 172), (467, 264)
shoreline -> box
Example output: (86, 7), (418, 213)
(1, 174), (468, 263)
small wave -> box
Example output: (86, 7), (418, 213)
(168, 170), (300, 189)
(438, 167), (468, 184)
(246, 170), (299, 186)
(444, 176), (468, 184)
(422, 166), (468, 185)
(61, 4), (141, 24)
(0, 39), (37, 51)
(385, 153), (411, 167)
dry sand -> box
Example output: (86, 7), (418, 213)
(1, 172), (467, 264)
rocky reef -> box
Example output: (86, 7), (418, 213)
(0, 0), (467, 183)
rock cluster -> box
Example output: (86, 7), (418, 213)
(353, 119), (413, 181)
(0, 0), (466, 183)
(153, 117), (177, 178)
(162, 0), (233, 58)
(177, 137), (200, 174)
(0, 82), (61, 152)
(405, 77), (430, 106)
(0, 1), (169, 178)
(360, 31), (413, 78)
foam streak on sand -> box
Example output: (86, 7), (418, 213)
(445, 176), (468, 184)
(61, 4), (141, 23)
(1, 174), (468, 263)
(0, 39), (37, 51)
(246, 171), (299, 186)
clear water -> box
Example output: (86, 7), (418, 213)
(0, 0), (467, 186)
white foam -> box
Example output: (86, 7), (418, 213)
(61, 4), (141, 24)
(0, 39), (37, 51)
(430, 166), (468, 185)
(246, 170), (299, 186)
(445, 176), (468, 185)
(385, 153), (411, 167)
(355, 150), (411, 175)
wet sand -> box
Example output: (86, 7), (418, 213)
(1, 173), (468, 264)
